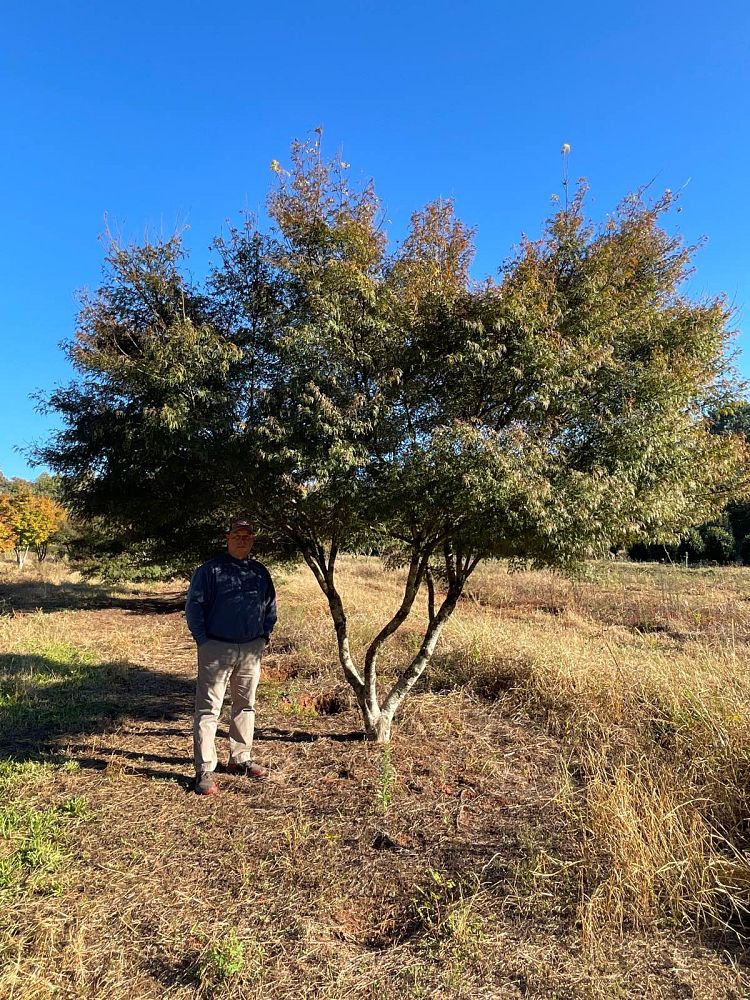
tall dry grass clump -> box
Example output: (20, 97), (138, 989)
(426, 559), (750, 937)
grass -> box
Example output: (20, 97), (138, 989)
(195, 929), (262, 995)
(432, 561), (750, 939)
(376, 745), (396, 813)
(0, 555), (748, 997)
(0, 758), (88, 914)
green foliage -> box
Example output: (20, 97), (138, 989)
(37, 143), (747, 571)
(0, 759), (55, 795)
(60, 796), (89, 818)
(700, 524), (736, 563)
(32, 473), (62, 499)
(376, 745), (396, 812)
(82, 551), (180, 583)
(630, 402), (750, 564)
(631, 521), (737, 565)
(35, 235), (240, 571)
(710, 400), (750, 438)
(714, 406), (750, 562)
(35, 133), (750, 734)
(0, 764), (88, 901)
(196, 929), (258, 992)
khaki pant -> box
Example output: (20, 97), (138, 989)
(193, 638), (265, 775)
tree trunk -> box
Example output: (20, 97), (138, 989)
(300, 535), (477, 743)
(15, 546), (28, 569)
(364, 712), (392, 744)
(379, 588), (460, 722)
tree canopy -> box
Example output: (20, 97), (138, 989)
(0, 482), (66, 567)
(36, 135), (750, 739)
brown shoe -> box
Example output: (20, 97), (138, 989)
(195, 771), (218, 795)
(227, 760), (267, 779)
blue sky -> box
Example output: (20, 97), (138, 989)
(2, 1), (749, 479)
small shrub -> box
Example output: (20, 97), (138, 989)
(196, 930), (265, 993)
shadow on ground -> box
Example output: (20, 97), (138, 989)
(255, 726), (365, 744)
(0, 650), (195, 766)
(0, 577), (186, 615)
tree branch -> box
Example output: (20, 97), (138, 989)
(363, 547), (432, 699)
(425, 567), (436, 624)
(443, 537), (457, 589)
(327, 539), (339, 575)
(300, 546), (329, 594)
(379, 549), (482, 723)
(380, 585), (461, 719)
(299, 539), (364, 694)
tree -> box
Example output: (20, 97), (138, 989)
(629, 401), (750, 564)
(700, 524), (736, 563)
(709, 402), (750, 559)
(32, 495), (68, 562)
(36, 136), (750, 741)
(33, 472), (62, 500)
(0, 498), (14, 553)
(0, 483), (66, 567)
(710, 400), (750, 439)
(34, 235), (243, 569)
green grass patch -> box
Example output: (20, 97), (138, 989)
(0, 761), (89, 901)
(193, 929), (265, 995)
(0, 643), (129, 738)
(0, 758), (55, 793)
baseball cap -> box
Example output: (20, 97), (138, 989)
(228, 517), (255, 533)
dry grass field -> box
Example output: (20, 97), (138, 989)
(1, 555), (749, 998)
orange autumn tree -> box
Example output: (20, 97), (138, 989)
(0, 503), (14, 553)
(0, 484), (66, 567)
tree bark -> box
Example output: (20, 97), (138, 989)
(363, 547), (430, 712)
(365, 713), (392, 743)
(300, 543), (364, 695)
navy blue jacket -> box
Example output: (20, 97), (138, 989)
(185, 554), (277, 646)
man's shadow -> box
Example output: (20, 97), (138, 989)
(0, 651), (366, 790)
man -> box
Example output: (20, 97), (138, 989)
(185, 517), (277, 795)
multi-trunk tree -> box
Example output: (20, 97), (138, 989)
(37, 136), (749, 740)
(0, 483), (66, 567)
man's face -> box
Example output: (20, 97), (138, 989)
(227, 527), (255, 559)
